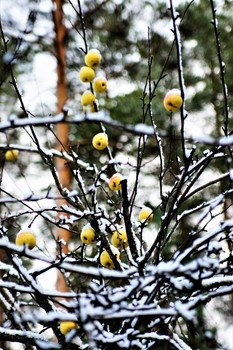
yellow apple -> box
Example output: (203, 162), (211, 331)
(81, 90), (96, 106)
(163, 89), (183, 112)
(92, 132), (108, 150)
(85, 49), (101, 69)
(111, 228), (128, 249)
(108, 173), (122, 191)
(5, 149), (19, 161)
(93, 77), (107, 93)
(60, 321), (78, 335)
(15, 229), (36, 249)
(80, 225), (96, 244)
(79, 66), (95, 82)
(139, 207), (153, 224)
(100, 245), (120, 269)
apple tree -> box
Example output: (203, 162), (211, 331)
(0, 0), (233, 349)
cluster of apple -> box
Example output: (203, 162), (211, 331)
(13, 88), (182, 258)
(75, 88), (183, 268)
(79, 49), (110, 152)
(13, 208), (152, 268)
(80, 206), (153, 269)
(79, 49), (107, 112)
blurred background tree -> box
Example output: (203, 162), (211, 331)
(1, 0), (233, 348)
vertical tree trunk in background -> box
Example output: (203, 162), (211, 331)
(52, 0), (70, 293)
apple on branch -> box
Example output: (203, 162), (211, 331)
(111, 228), (128, 249)
(139, 207), (153, 224)
(163, 89), (183, 112)
(85, 49), (101, 69)
(108, 173), (123, 191)
(93, 77), (107, 93)
(79, 66), (95, 83)
(100, 245), (120, 269)
(15, 228), (37, 249)
(92, 132), (108, 150)
(80, 225), (96, 244)
(60, 321), (78, 335)
(81, 90), (96, 106)
(5, 149), (19, 161)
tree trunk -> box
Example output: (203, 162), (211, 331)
(52, 0), (70, 293)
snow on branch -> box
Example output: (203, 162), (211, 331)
(1, 0), (233, 349)
(0, 110), (155, 135)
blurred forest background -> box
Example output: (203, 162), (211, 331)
(1, 0), (233, 349)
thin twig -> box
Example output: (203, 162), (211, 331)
(209, 0), (229, 136)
